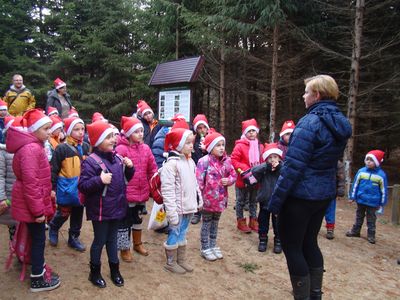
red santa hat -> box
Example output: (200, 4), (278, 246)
(86, 121), (114, 147)
(137, 100), (153, 116)
(63, 117), (84, 136)
(0, 99), (7, 110)
(204, 132), (225, 153)
(242, 119), (259, 135)
(54, 77), (66, 90)
(92, 112), (108, 123)
(164, 128), (193, 152)
(120, 116), (143, 137)
(21, 109), (51, 133)
(171, 113), (186, 122)
(12, 116), (24, 129)
(4, 116), (15, 130)
(193, 114), (209, 132)
(49, 115), (63, 134)
(68, 107), (79, 118)
(365, 150), (385, 167)
(47, 106), (59, 117)
(172, 119), (189, 130)
(110, 124), (120, 135)
(280, 120), (296, 137)
(262, 143), (283, 161)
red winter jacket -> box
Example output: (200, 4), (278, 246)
(230, 138), (264, 188)
(115, 136), (157, 203)
(6, 127), (54, 223)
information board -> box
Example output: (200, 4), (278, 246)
(158, 89), (191, 121)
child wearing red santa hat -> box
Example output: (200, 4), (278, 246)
(231, 118), (264, 233)
(136, 99), (161, 148)
(79, 121), (134, 288)
(191, 114), (210, 225)
(250, 143), (283, 253)
(44, 115), (64, 162)
(6, 109), (60, 292)
(161, 128), (202, 274)
(196, 132), (237, 261)
(48, 116), (90, 252)
(277, 120), (295, 160)
(346, 150), (388, 244)
(115, 116), (157, 262)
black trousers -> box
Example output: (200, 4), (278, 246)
(278, 196), (331, 276)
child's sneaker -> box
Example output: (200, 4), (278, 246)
(30, 269), (61, 292)
(367, 235), (376, 244)
(212, 247), (223, 259)
(345, 230), (360, 237)
(201, 248), (217, 261)
(258, 240), (267, 252)
(326, 228), (335, 240)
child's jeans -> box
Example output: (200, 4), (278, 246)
(166, 214), (193, 247)
(351, 203), (378, 237)
(91, 219), (119, 265)
(27, 222), (46, 275)
(324, 198), (336, 228)
(235, 186), (257, 219)
(258, 201), (278, 238)
(200, 211), (221, 250)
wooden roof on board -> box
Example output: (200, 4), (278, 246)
(148, 56), (205, 86)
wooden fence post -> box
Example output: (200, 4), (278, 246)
(391, 184), (400, 225)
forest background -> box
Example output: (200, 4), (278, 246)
(1, 0), (399, 182)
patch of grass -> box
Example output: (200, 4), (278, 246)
(378, 218), (389, 225)
(236, 262), (260, 273)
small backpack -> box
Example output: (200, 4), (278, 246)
(5, 222), (32, 281)
(149, 168), (163, 204)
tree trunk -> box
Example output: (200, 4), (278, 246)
(269, 24), (279, 142)
(219, 45), (226, 134)
(175, 4), (180, 60)
(344, 0), (365, 194)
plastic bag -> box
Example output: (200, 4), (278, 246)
(147, 202), (168, 230)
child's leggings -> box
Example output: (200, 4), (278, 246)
(91, 219), (119, 265)
(200, 211), (221, 250)
(117, 204), (144, 250)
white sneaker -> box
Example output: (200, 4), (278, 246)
(201, 248), (217, 261)
(212, 247), (223, 259)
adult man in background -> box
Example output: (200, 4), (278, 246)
(3, 74), (36, 116)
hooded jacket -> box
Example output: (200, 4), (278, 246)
(3, 85), (36, 116)
(196, 153), (237, 212)
(230, 138), (264, 188)
(6, 127), (54, 222)
(45, 89), (72, 117)
(349, 166), (388, 208)
(115, 135), (157, 203)
(78, 149), (134, 221)
(151, 126), (169, 168)
(161, 151), (202, 225)
(268, 100), (352, 214)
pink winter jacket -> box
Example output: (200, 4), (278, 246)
(115, 136), (157, 203)
(196, 154), (237, 213)
(6, 127), (54, 223)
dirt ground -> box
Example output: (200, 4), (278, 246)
(1, 190), (399, 300)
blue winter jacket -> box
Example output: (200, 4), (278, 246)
(151, 126), (170, 168)
(349, 166), (388, 208)
(268, 100), (352, 214)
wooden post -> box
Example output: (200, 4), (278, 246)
(391, 184), (400, 225)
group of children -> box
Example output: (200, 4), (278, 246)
(0, 95), (392, 293)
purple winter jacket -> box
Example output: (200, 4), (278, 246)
(78, 149), (134, 221)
